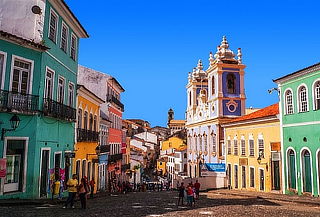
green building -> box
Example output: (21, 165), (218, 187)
(274, 63), (320, 197)
(0, 0), (88, 198)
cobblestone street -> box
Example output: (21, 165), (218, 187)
(2, 191), (320, 217)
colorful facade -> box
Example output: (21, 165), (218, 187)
(186, 37), (245, 188)
(274, 63), (320, 196)
(74, 85), (104, 194)
(0, 0), (87, 198)
(223, 104), (281, 192)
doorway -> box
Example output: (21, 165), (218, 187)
(242, 166), (246, 188)
(234, 165), (238, 189)
(259, 169), (265, 191)
(40, 149), (50, 197)
(288, 149), (296, 189)
(302, 150), (312, 193)
(272, 160), (280, 190)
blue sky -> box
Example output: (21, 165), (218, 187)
(66, 0), (320, 127)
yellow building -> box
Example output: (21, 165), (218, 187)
(222, 103), (281, 193)
(157, 158), (167, 176)
(74, 85), (104, 193)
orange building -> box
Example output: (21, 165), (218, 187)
(74, 85), (104, 194)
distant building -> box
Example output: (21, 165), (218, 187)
(167, 108), (186, 135)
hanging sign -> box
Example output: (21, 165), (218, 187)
(0, 158), (6, 178)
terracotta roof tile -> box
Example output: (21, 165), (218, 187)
(226, 103), (279, 124)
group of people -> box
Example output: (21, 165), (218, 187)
(177, 180), (201, 207)
(63, 174), (95, 209)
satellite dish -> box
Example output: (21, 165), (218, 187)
(32, 5), (42, 15)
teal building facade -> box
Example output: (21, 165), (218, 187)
(0, 0), (88, 198)
(274, 63), (320, 197)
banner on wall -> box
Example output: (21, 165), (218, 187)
(0, 158), (6, 178)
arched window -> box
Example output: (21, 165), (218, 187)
(189, 91), (192, 106)
(212, 76), (215, 95)
(84, 111), (88, 130)
(77, 109), (82, 129)
(285, 90), (293, 114)
(227, 73), (236, 94)
(89, 114), (93, 131)
(314, 81), (320, 110)
(94, 115), (97, 132)
(298, 86), (308, 112)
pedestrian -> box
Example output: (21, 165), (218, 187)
(177, 182), (185, 206)
(58, 177), (64, 200)
(186, 184), (194, 207)
(78, 178), (89, 209)
(194, 180), (200, 199)
(89, 178), (95, 198)
(63, 174), (78, 209)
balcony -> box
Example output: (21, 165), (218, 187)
(107, 95), (124, 111)
(0, 90), (39, 114)
(43, 98), (76, 121)
(108, 153), (123, 163)
(77, 128), (99, 142)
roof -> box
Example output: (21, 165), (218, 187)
(224, 103), (279, 125)
(169, 120), (186, 124)
(60, 0), (89, 38)
(273, 62), (320, 83)
(0, 30), (49, 51)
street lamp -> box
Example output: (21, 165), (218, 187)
(257, 151), (268, 171)
(1, 114), (21, 140)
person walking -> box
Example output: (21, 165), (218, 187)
(186, 184), (194, 207)
(78, 178), (89, 209)
(63, 174), (78, 208)
(177, 182), (185, 206)
(89, 178), (95, 198)
(194, 180), (200, 199)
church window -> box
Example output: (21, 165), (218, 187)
(212, 76), (215, 95)
(227, 73), (236, 94)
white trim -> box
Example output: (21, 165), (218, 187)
(60, 21), (69, 53)
(0, 51), (7, 89)
(296, 83), (309, 113)
(48, 8), (59, 43)
(300, 147), (314, 195)
(286, 147), (298, 192)
(316, 149), (320, 196)
(283, 120), (320, 128)
(9, 55), (34, 94)
(312, 79), (320, 111)
(45, 51), (77, 75)
(283, 87), (294, 115)
(38, 147), (51, 197)
(44, 66), (55, 99)
(2, 137), (29, 194)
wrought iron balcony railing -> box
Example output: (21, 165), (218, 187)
(0, 90), (39, 113)
(77, 128), (99, 142)
(43, 98), (76, 121)
(107, 95), (124, 111)
(108, 153), (123, 163)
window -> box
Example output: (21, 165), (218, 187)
(241, 139), (246, 156)
(234, 165), (238, 189)
(314, 81), (320, 110)
(76, 160), (80, 181)
(87, 162), (91, 182)
(250, 167), (254, 188)
(82, 160), (86, 178)
(49, 9), (58, 42)
(212, 134), (216, 153)
(242, 166), (246, 188)
(94, 115), (97, 132)
(227, 140), (231, 155)
(194, 136), (197, 151)
(0, 53), (5, 88)
(285, 90), (293, 114)
(204, 134), (207, 153)
(258, 139), (264, 158)
(68, 83), (74, 107)
(189, 91), (191, 106)
(77, 109), (82, 128)
(60, 23), (69, 52)
(227, 73), (236, 94)
(70, 34), (77, 60)
(298, 86), (308, 112)
(199, 135), (202, 152)
(11, 59), (31, 94)
(234, 140), (238, 155)
(212, 76), (215, 95)
(57, 77), (65, 103)
(45, 69), (54, 99)
(89, 114), (93, 131)
(84, 111), (88, 130)
(249, 139), (254, 156)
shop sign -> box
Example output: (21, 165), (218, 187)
(271, 142), (281, 151)
(205, 163), (226, 172)
(0, 158), (6, 178)
(272, 152), (281, 161)
(239, 158), (248, 166)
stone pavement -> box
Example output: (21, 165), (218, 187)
(208, 189), (320, 206)
(1, 191), (320, 217)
